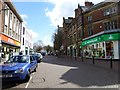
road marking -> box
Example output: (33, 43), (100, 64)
(25, 76), (32, 88)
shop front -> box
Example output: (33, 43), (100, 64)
(0, 34), (21, 61)
(81, 33), (120, 59)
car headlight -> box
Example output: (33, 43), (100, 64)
(14, 68), (24, 73)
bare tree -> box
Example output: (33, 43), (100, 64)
(33, 40), (44, 52)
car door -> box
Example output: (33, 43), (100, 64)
(30, 56), (36, 72)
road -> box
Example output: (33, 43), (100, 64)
(2, 55), (119, 89)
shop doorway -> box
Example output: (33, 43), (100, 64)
(106, 41), (114, 58)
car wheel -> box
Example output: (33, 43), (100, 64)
(38, 60), (40, 63)
(25, 71), (30, 82)
(34, 66), (37, 72)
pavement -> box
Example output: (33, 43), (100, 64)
(1, 55), (120, 89)
(60, 56), (120, 72)
(27, 56), (119, 88)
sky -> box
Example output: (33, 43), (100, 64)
(12, 0), (104, 47)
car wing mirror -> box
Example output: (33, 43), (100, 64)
(30, 61), (34, 63)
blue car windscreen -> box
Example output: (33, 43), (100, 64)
(7, 56), (29, 63)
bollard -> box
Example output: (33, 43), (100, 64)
(92, 56), (95, 64)
(74, 56), (77, 60)
(110, 57), (112, 68)
(82, 56), (83, 62)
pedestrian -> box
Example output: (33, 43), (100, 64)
(19, 51), (23, 55)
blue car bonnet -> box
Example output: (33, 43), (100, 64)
(0, 63), (28, 71)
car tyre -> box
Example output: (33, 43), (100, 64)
(25, 71), (30, 82)
(34, 66), (37, 72)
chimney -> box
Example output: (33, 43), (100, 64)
(85, 1), (94, 7)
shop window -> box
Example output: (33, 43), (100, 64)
(103, 43), (104, 47)
(96, 44), (98, 48)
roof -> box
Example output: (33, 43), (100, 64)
(64, 17), (73, 24)
(4, 1), (23, 22)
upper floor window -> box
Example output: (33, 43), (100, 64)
(5, 4), (8, 16)
(103, 6), (117, 16)
(88, 16), (92, 22)
(5, 10), (8, 16)
(23, 27), (25, 35)
(88, 24), (93, 35)
(4, 25), (7, 34)
(10, 12), (12, 20)
(104, 20), (117, 30)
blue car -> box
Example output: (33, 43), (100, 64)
(0, 55), (38, 82)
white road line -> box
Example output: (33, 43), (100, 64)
(25, 76), (32, 88)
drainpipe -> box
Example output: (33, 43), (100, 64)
(81, 9), (84, 62)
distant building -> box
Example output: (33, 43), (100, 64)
(20, 22), (33, 55)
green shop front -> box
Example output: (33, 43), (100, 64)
(81, 33), (120, 59)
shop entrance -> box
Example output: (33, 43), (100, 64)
(106, 41), (114, 58)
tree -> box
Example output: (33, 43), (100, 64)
(33, 40), (44, 52)
(53, 26), (63, 54)
(44, 45), (53, 54)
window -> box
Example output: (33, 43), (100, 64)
(88, 16), (92, 22)
(112, 20), (117, 29)
(23, 38), (24, 45)
(9, 28), (12, 36)
(23, 27), (25, 35)
(5, 10), (8, 16)
(104, 20), (117, 30)
(10, 13), (12, 20)
(4, 25), (7, 34)
(88, 24), (93, 35)
(12, 31), (15, 38)
(104, 6), (117, 16)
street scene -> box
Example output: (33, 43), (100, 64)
(0, 0), (120, 89)
(2, 56), (119, 89)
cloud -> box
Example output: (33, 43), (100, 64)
(20, 14), (29, 25)
(29, 29), (39, 39)
(45, 0), (104, 27)
(42, 36), (53, 46)
(20, 14), (29, 19)
(12, 0), (48, 2)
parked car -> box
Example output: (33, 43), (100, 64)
(0, 55), (38, 82)
(31, 53), (43, 63)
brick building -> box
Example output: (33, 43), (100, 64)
(82, 2), (120, 59)
(63, 17), (73, 56)
(61, 1), (120, 59)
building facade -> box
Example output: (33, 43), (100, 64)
(0, 0), (22, 61)
(61, 1), (120, 60)
(63, 17), (73, 56)
(82, 2), (120, 59)
(20, 22), (33, 55)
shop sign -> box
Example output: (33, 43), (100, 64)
(8, 38), (14, 44)
(0, 34), (20, 46)
(81, 33), (120, 47)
